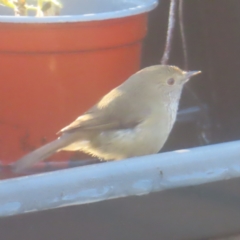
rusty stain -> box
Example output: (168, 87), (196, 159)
(0, 119), (20, 129)
(41, 137), (48, 145)
(19, 131), (36, 152)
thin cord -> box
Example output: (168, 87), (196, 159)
(179, 0), (211, 144)
(179, 0), (188, 70)
(161, 0), (178, 65)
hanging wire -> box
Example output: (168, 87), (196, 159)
(178, 0), (188, 70)
(161, 0), (212, 145)
(178, 0), (212, 145)
(161, 0), (178, 65)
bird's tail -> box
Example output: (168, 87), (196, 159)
(13, 134), (77, 173)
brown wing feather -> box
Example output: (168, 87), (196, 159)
(60, 113), (120, 133)
(60, 111), (142, 134)
(59, 87), (149, 134)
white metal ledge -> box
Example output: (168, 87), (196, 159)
(1, 140), (240, 217)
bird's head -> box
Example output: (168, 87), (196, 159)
(134, 65), (201, 94)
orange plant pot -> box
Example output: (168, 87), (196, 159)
(0, 1), (157, 165)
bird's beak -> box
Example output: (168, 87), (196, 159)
(183, 70), (201, 82)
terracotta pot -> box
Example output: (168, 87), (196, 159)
(0, 0), (158, 165)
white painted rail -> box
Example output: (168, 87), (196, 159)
(1, 140), (240, 217)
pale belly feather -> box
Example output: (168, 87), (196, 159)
(68, 115), (173, 160)
(62, 96), (179, 160)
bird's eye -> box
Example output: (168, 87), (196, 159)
(167, 78), (175, 85)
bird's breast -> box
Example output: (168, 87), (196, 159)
(83, 111), (174, 160)
(62, 99), (179, 161)
(163, 92), (180, 132)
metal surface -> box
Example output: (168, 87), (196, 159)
(1, 140), (240, 217)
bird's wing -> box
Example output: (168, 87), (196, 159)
(59, 90), (148, 134)
(59, 109), (143, 134)
(60, 113), (116, 133)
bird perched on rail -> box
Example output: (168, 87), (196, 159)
(13, 65), (201, 173)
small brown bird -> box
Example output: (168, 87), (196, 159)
(13, 65), (201, 172)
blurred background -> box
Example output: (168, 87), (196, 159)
(2, 0), (240, 239)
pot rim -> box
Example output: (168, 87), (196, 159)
(0, 0), (158, 24)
